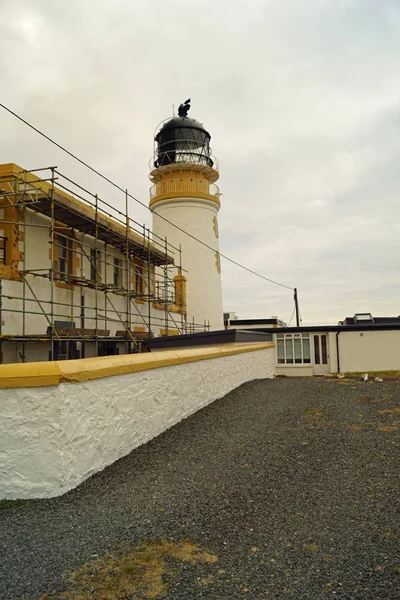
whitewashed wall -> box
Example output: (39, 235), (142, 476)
(338, 330), (400, 372)
(152, 197), (224, 330)
(1, 209), (174, 363)
(0, 347), (275, 499)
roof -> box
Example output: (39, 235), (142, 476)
(0, 163), (174, 266)
(250, 324), (400, 333)
(156, 116), (210, 137)
(339, 316), (400, 325)
(144, 329), (273, 350)
(228, 318), (286, 326)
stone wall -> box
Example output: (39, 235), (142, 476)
(0, 344), (275, 499)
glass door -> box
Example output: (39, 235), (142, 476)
(313, 334), (330, 375)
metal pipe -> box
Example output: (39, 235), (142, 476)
(336, 331), (341, 374)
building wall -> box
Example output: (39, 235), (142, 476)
(272, 329), (400, 376)
(338, 330), (400, 372)
(0, 209), (180, 362)
(0, 344), (275, 499)
(152, 197), (224, 330)
(275, 365), (314, 377)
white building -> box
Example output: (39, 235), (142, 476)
(227, 313), (400, 376)
(0, 103), (225, 363)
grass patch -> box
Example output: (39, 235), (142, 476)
(304, 408), (325, 418)
(345, 371), (400, 379)
(0, 499), (21, 510)
(347, 425), (366, 431)
(39, 540), (218, 600)
(377, 408), (400, 414)
(378, 425), (397, 432)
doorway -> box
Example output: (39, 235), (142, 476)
(313, 334), (330, 375)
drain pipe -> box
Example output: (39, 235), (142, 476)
(336, 331), (341, 374)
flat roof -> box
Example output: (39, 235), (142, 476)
(230, 318), (284, 325)
(144, 328), (273, 350)
(254, 324), (400, 333)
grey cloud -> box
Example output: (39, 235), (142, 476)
(0, 0), (399, 324)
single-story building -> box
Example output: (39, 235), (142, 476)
(146, 314), (400, 376)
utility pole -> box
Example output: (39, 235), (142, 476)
(294, 287), (300, 327)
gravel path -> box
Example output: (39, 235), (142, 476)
(1, 378), (399, 600)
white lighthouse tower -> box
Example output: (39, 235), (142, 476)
(149, 100), (224, 331)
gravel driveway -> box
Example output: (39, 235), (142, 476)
(1, 378), (399, 599)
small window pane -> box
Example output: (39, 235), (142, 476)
(303, 338), (311, 363)
(321, 335), (328, 364)
(314, 336), (320, 364)
(286, 338), (294, 363)
(277, 339), (285, 364)
(294, 338), (302, 363)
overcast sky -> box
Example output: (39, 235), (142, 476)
(1, 0), (399, 325)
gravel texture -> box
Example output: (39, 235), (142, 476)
(1, 377), (399, 600)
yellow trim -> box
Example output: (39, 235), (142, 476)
(0, 343), (274, 388)
(0, 163), (165, 258)
(152, 303), (185, 314)
(0, 196), (23, 281)
(159, 328), (179, 337)
(215, 251), (221, 273)
(150, 163), (219, 184)
(213, 215), (219, 238)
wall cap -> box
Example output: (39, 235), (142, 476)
(0, 343), (274, 388)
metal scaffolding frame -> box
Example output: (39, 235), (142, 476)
(0, 166), (209, 362)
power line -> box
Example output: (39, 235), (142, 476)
(287, 305), (296, 326)
(0, 102), (293, 290)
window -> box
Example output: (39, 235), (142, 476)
(113, 257), (121, 287)
(277, 333), (311, 364)
(0, 234), (7, 265)
(134, 263), (144, 295)
(90, 248), (102, 282)
(57, 234), (73, 281)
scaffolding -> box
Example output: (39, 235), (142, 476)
(0, 166), (210, 362)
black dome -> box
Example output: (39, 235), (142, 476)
(157, 116), (210, 135)
(154, 116), (213, 168)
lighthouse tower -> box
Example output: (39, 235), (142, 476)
(149, 100), (224, 331)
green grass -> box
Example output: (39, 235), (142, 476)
(344, 371), (400, 379)
(0, 498), (22, 509)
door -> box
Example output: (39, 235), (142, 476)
(313, 334), (330, 375)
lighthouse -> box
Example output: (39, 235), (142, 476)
(149, 100), (224, 331)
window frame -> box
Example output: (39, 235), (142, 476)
(90, 247), (102, 283)
(57, 234), (73, 282)
(276, 333), (311, 365)
(113, 256), (122, 287)
(134, 263), (144, 295)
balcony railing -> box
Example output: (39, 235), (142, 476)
(149, 152), (219, 173)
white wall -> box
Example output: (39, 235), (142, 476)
(0, 347), (275, 499)
(275, 365), (314, 377)
(338, 330), (400, 372)
(0, 209), (173, 361)
(152, 197), (224, 330)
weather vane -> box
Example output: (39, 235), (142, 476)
(178, 99), (191, 117)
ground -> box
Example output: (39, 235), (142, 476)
(0, 378), (399, 600)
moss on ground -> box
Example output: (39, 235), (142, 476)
(39, 540), (218, 600)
